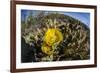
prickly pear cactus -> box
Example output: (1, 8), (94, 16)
(21, 12), (90, 62)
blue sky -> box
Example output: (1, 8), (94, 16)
(21, 10), (90, 27)
(61, 12), (90, 27)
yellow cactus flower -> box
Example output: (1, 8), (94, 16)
(41, 44), (53, 55)
(44, 28), (63, 46)
(41, 28), (63, 55)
